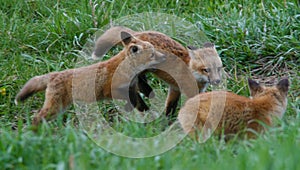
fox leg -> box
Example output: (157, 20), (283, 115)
(124, 82), (149, 112)
(137, 74), (154, 98)
(135, 93), (149, 112)
(165, 87), (181, 118)
(32, 89), (63, 126)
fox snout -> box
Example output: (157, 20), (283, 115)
(152, 51), (166, 63)
(209, 69), (222, 85)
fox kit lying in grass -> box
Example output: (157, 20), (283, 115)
(178, 78), (289, 139)
(15, 31), (166, 126)
(93, 26), (223, 117)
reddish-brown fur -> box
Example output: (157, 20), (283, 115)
(178, 78), (289, 140)
(93, 26), (223, 116)
(15, 32), (165, 126)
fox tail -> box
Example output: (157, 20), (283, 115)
(92, 26), (136, 59)
(15, 74), (50, 105)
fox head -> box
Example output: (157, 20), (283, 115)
(248, 78), (289, 118)
(120, 31), (166, 66)
(187, 43), (223, 89)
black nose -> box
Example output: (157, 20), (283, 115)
(211, 79), (221, 85)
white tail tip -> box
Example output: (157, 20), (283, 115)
(92, 52), (99, 60)
(14, 99), (18, 105)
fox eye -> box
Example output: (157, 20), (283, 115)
(217, 67), (223, 72)
(130, 45), (139, 53)
(202, 68), (210, 73)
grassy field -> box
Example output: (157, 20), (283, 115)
(0, 0), (299, 169)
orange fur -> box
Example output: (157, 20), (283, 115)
(15, 32), (165, 126)
(178, 78), (289, 140)
(93, 26), (223, 116)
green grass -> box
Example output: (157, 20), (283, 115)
(0, 0), (299, 169)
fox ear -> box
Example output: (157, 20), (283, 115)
(187, 45), (198, 50)
(276, 78), (289, 96)
(248, 78), (263, 97)
(121, 31), (133, 45)
(203, 42), (215, 48)
(187, 46), (198, 60)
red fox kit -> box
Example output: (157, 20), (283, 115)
(93, 26), (223, 117)
(15, 31), (165, 126)
(178, 78), (289, 139)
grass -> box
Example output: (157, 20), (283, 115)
(0, 0), (299, 169)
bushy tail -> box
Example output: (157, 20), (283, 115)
(92, 26), (136, 59)
(15, 74), (49, 105)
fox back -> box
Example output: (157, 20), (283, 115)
(93, 26), (223, 116)
(178, 78), (289, 139)
(93, 26), (223, 90)
(15, 31), (165, 126)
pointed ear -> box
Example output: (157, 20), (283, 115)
(187, 46), (198, 60)
(203, 42), (215, 48)
(187, 45), (198, 50)
(121, 31), (133, 45)
(276, 78), (289, 96)
(248, 78), (263, 97)
(187, 49), (195, 60)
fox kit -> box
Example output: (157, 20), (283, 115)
(15, 31), (165, 126)
(93, 26), (223, 117)
(178, 78), (289, 139)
